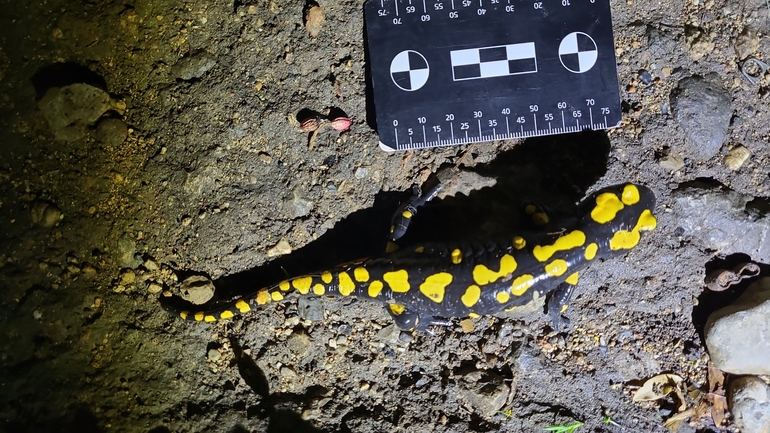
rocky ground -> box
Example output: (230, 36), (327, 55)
(2, 0), (770, 432)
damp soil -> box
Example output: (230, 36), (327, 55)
(2, 0), (770, 432)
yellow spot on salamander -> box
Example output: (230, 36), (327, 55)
(321, 271), (333, 284)
(591, 192), (624, 224)
(383, 270), (410, 293)
(194, 312), (204, 321)
(313, 283), (325, 296)
(389, 303), (406, 315)
(414, 246), (425, 253)
(402, 210), (413, 219)
(220, 310), (234, 319)
(513, 236), (526, 249)
(204, 315), (216, 322)
(236, 299), (250, 313)
(354, 267), (370, 282)
(511, 274), (534, 296)
(545, 259), (568, 277)
(338, 271), (355, 296)
(279, 281), (290, 291)
(271, 291), (284, 302)
(584, 243), (598, 260)
(468, 312), (480, 318)
(419, 273), (453, 303)
(386, 241), (399, 253)
(622, 184), (640, 205)
(472, 254), (518, 285)
(565, 272), (579, 285)
(368, 280), (384, 298)
(256, 290), (271, 305)
(496, 291), (510, 304)
(180, 311), (189, 320)
(533, 230), (586, 262)
(532, 211), (549, 225)
(637, 208), (657, 231)
(292, 276), (313, 294)
(504, 306), (517, 312)
(524, 204), (537, 215)
(451, 249), (462, 264)
(609, 209), (657, 250)
(461, 285), (481, 308)
(560, 304), (569, 314)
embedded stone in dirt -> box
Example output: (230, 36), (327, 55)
(724, 145), (750, 171)
(674, 188), (770, 262)
(38, 83), (112, 141)
(729, 376), (770, 433)
(180, 275), (216, 305)
(670, 74), (732, 161)
(705, 277), (770, 375)
(304, 4), (325, 37)
(95, 118), (128, 147)
(172, 52), (217, 81)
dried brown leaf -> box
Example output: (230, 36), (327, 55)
(663, 408), (694, 432)
(711, 394), (728, 426)
(633, 374), (684, 402)
(707, 362), (725, 393)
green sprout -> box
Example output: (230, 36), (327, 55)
(544, 420), (584, 433)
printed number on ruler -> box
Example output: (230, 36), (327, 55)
(365, 0), (621, 151)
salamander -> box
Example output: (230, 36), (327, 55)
(160, 183), (656, 331)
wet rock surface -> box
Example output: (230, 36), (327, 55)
(705, 277), (770, 375)
(729, 376), (770, 433)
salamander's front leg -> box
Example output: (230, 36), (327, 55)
(547, 280), (577, 333)
(386, 180), (443, 252)
(386, 303), (451, 333)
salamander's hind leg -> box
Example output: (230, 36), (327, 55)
(386, 303), (451, 333)
(547, 282), (576, 333)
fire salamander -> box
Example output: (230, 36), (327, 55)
(161, 183), (656, 332)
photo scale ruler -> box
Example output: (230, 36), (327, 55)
(365, 0), (622, 152)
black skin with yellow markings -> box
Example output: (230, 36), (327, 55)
(160, 183), (656, 332)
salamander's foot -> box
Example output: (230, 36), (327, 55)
(386, 303), (450, 333)
(547, 282), (575, 333)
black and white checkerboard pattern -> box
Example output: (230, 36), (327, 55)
(450, 42), (537, 81)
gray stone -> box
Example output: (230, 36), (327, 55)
(674, 188), (770, 263)
(116, 233), (142, 268)
(705, 277), (770, 375)
(670, 74), (732, 161)
(729, 376), (770, 433)
(298, 296), (324, 322)
(179, 275), (216, 305)
(172, 52), (216, 81)
(38, 84), (112, 141)
(456, 373), (509, 418)
(95, 118), (128, 147)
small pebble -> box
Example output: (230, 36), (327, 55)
(304, 5), (325, 37)
(638, 70), (653, 85)
(144, 259), (159, 271)
(147, 282), (163, 294)
(266, 239), (292, 257)
(120, 269), (136, 285)
(354, 167), (368, 179)
(460, 318), (475, 333)
(724, 145), (750, 171)
(207, 348), (221, 362)
(326, 182), (337, 193)
(95, 118), (128, 147)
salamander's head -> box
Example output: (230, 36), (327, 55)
(579, 183), (657, 254)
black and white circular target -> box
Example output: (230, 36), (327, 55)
(390, 50), (430, 91)
(558, 32), (598, 73)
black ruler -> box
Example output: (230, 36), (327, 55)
(365, 0), (621, 152)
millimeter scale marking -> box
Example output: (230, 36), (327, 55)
(365, 0), (622, 152)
